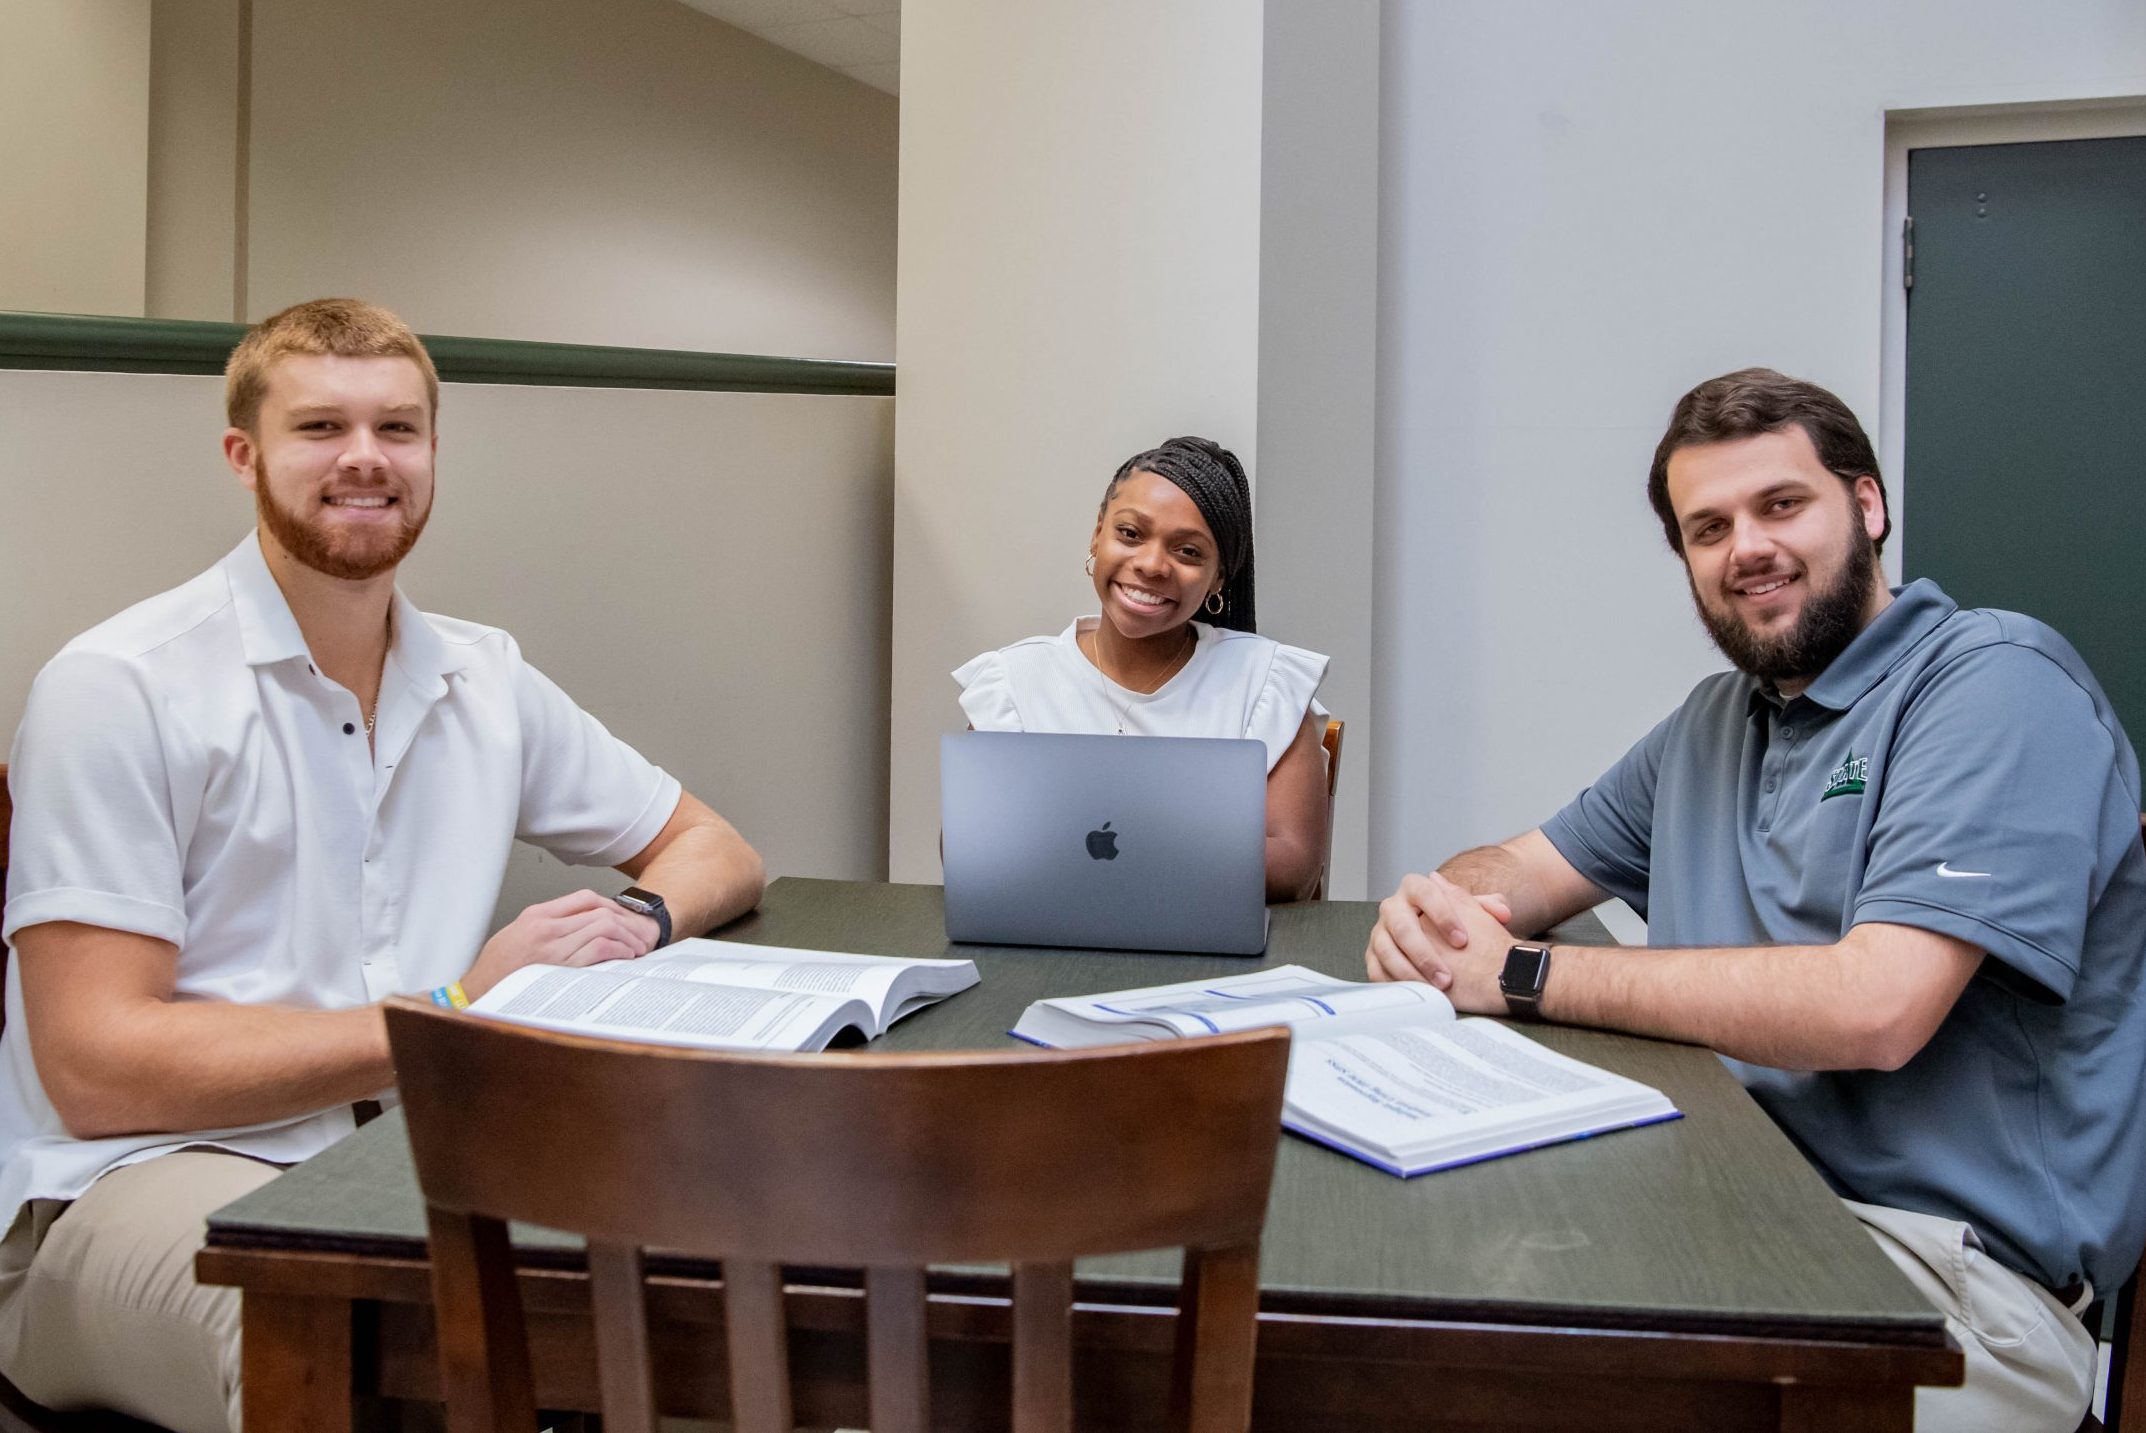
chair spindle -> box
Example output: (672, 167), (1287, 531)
(722, 1257), (794, 1433)
(589, 1242), (660, 1433)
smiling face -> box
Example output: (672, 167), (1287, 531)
(1088, 469), (1223, 641)
(1665, 426), (1889, 690)
(226, 353), (436, 582)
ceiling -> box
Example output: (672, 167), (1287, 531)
(674, 0), (900, 95)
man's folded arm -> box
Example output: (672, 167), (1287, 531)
(14, 922), (395, 1141)
(612, 791), (765, 940)
(1542, 921), (1985, 1072)
(1378, 860), (1987, 1071)
(1442, 828), (1610, 937)
(1368, 830), (1610, 987)
(18, 868), (713, 1140)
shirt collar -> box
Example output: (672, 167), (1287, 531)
(222, 531), (311, 667)
(220, 530), (468, 690)
(1797, 579), (1957, 711)
(386, 585), (467, 698)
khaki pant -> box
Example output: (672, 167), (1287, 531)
(1848, 1198), (2098, 1433)
(0, 1150), (281, 1433)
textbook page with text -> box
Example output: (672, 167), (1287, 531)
(1011, 967), (1678, 1175)
(1009, 964), (1453, 1046)
(1281, 1011), (1679, 1176)
(466, 939), (980, 1052)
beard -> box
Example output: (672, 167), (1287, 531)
(1691, 524), (1879, 685)
(254, 457), (429, 582)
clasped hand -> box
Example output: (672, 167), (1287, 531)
(1365, 871), (1520, 1014)
(459, 889), (664, 1001)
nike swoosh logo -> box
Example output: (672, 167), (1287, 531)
(1936, 862), (1992, 879)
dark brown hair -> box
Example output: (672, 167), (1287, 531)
(1646, 368), (1890, 555)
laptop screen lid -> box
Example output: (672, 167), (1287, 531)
(940, 731), (1269, 956)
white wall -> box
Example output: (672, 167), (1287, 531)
(889, 0), (1265, 882)
(0, 371), (895, 915)
(0, 0), (150, 316)
(1257, 0), (1380, 897)
(1372, 1), (2146, 889)
(243, 0), (898, 358)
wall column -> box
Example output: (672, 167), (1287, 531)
(891, 0), (1379, 896)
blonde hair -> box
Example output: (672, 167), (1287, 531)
(224, 298), (440, 433)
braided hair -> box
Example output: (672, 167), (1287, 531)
(1103, 436), (1257, 632)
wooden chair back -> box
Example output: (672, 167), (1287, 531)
(1309, 719), (1344, 900)
(385, 999), (1291, 1433)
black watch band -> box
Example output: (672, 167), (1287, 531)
(1499, 944), (1553, 1023)
(616, 886), (672, 949)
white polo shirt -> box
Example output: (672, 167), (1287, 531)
(0, 533), (680, 1219)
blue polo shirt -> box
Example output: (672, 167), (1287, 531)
(1542, 580), (2146, 1292)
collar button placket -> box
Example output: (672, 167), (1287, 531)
(1757, 741), (1781, 832)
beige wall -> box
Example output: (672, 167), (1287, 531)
(890, 0), (1264, 883)
(145, 0), (245, 322)
(243, 0), (897, 358)
(890, 0), (1380, 895)
(0, 0), (151, 316)
(6, 0), (897, 362)
(0, 370), (895, 913)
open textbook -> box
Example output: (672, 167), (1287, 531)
(1011, 965), (1679, 1176)
(467, 939), (980, 1052)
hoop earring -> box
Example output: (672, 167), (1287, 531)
(1204, 591), (1225, 615)
(1084, 554), (1096, 576)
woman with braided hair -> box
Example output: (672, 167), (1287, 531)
(953, 436), (1332, 900)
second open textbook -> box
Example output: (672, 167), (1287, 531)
(465, 939), (980, 1052)
(1012, 966), (1681, 1176)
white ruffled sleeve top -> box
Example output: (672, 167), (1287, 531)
(952, 618), (1330, 773)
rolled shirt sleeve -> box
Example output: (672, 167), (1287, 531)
(3, 651), (193, 947)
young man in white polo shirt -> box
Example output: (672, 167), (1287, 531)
(1368, 369), (2146, 1431)
(0, 298), (766, 1432)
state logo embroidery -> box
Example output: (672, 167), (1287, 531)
(1820, 752), (1870, 802)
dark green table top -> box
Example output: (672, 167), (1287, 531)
(207, 878), (1944, 1345)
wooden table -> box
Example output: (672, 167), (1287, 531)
(197, 878), (1960, 1430)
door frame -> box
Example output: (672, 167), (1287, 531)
(1879, 95), (2146, 578)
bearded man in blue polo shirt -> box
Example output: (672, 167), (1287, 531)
(1369, 367), (2146, 1432)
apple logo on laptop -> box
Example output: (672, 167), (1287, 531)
(1086, 822), (1120, 860)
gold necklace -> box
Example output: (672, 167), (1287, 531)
(365, 611), (391, 738)
(1092, 627), (1194, 735)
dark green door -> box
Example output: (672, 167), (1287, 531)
(1904, 135), (2146, 748)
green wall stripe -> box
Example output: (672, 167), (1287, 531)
(0, 311), (894, 396)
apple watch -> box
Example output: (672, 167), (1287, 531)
(616, 886), (672, 949)
(1499, 944), (1553, 1022)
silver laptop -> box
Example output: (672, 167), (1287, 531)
(940, 731), (1269, 955)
